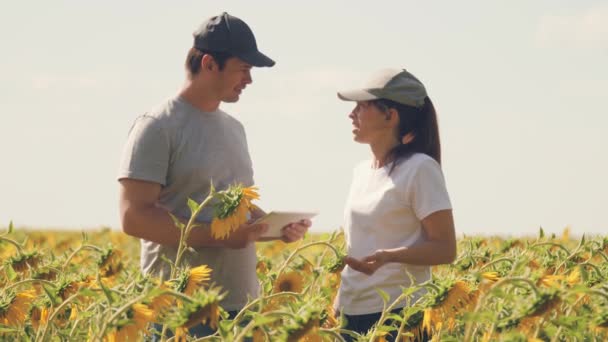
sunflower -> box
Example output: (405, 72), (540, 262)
(149, 283), (175, 320)
(273, 272), (304, 294)
(537, 274), (564, 288)
(287, 318), (320, 342)
(6, 251), (41, 273)
(481, 271), (499, 282)
(55, 279), (80, 301)
(211, 185), (259, 239)
(174, 265), (212, 296)
(30, 304), (51, 330)
(98, 248), (123, 277)
(167, 288), (225, 337)
(0, 290), (36, 327)
(401, 310), (424, 342)
(182, 301), (221, 329)
(423, 280), (473, 334)
(567, 266), (581, 286)
(104, 303), (155, 342)
(252, 327), (266, 342)
(105, 323), (139, 342)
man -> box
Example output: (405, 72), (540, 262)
(117, 12), (310, 337)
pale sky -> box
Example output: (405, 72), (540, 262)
(1, 1), (607, 237)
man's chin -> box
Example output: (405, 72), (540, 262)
(222, 95), (240, 103)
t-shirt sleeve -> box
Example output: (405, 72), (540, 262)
(407, 158), (452, 220)
(117, 116), (170, 186)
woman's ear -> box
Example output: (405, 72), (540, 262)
(387, 108), (399, 123)
(401, 132), (415, 145)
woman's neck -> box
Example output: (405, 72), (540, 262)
(370, 137), (400, 169)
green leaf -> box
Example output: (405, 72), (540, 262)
(8, 220), (14, 233)
(169, 213), (185, 231)
(0, 326), (19, 333)
(385, 313), (404, 323)
(253, 315), (280, 325)
(42, 284), (60, 305)
(81, 230), (88, 242)
(78, 288), (98, 298)
(187, 198), (199, 217)
(376, 288), (390, 305)
(539, 227), (545, 238)
(5, 263), (17, 281)
(97, 273), (115, 304)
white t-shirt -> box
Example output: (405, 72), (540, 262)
(336, 153), (452, 315)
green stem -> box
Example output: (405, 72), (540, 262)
(553, 239), (585, 275)
(551, 294), (587, 342)
(95, 294), (147, 341)
(276, 241), (341, 279)
(4, 278), (56, 292)
(479, 257), (514, 271)
(36, 292), (81, 342)
(464, 277), (540, 341)
(62, 244), (104, 270)
(530, 242), (570, 255)
(594, 250), (608, 263)
(0, 236), (24, 255)
(233, 311), (295, 342)
(172, 195), (215, 279)
(319, 328), (347, 342)
(231, 292), (300, 325)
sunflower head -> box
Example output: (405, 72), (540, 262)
(273, 272), (304, 294)
(285, 305), (322, 342)
(128, 303), (155, 330)
(174, 265), (212, 296)
(6, 251), (41, 273)
(0, 290), (36, 327)
(166, 287), (225, 331)
(210, 184), (259, 239)
(326, 252), (347, 274)
(526, 290), (561, 317)
(98, 247), (123, 277)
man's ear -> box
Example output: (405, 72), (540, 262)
(201, 54), (216, 71)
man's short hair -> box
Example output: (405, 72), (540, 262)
(185, 48), (234, 77)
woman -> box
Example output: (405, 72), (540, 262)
(334, 69), (456, 341)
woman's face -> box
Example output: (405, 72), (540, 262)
(348, 101), (393, 144)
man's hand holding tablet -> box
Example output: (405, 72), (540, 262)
(253, 211), (317, 240)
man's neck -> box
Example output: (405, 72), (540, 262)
(179, 80), (221, 112)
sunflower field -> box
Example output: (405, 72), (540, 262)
(1, 186), (607, 341)
(1, 225), (607, 341)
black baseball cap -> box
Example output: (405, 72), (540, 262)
(193, 12), (275, 67)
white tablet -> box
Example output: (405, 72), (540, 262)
(253, 211), (318, 238)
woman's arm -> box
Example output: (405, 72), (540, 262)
(345, 209), (456, 275)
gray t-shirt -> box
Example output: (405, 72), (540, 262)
(118, 96), (259, 310)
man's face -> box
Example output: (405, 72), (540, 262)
(215, 57), (253, 103)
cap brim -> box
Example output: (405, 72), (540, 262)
(238, 50), (275, 67)
(337, 89), (378, 102)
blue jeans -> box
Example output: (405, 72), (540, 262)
(342, 309), (429, 342)
(151, 310), (251, 341)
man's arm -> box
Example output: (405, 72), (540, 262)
(119, 178), (267, 248)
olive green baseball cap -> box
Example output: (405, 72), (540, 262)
(337, 68), (427, 108)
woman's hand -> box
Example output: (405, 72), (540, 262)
(344, 250), (392, 275)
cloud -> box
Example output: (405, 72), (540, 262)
(536, 4), (608, 48)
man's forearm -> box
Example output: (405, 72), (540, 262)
(122, 204), (224, 248)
